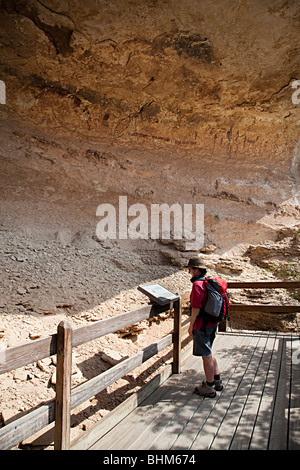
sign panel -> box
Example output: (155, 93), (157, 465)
(138, 283), (179, 306)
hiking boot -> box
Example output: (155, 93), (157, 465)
(200, 379), (223, 392)
(194, 382), (216, 398)
(214, 379), (224, 391)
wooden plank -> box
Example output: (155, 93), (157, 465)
(148, 390), (203, 450)
(229, 335), (276, 450)
(204, 334), (267, 450)
(122, 335), (238, 450)
(181, 344), (192, 365)
(249, 335), (282, 450)
(228, 281), (300, 289)
(230, 305), (300, 313)
(71, 364), (173, 450)
(148, 335), (243, 450)
(190, 334), (262, 450)
(0, 400), (55, 451)
(72, 303), (170, 348)
(91, 363), (199, 450)
(172, 298), (182, 374)
(171, 333), (253, 450)
(125, 340), (234, 451)
(71, 333), (173, 411)
(0, 303), (170, 375)
(129, 386), (197, 450)
(0, 334), (57, 375)
(289, 335), (300, 450)
(268, 335), (291, 450)
(54, 321), (72, 450)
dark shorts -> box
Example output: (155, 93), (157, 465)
(193, 325), (217, 357)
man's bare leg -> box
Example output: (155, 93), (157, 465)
(202, 354), (219, 382)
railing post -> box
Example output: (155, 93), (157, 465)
(172, 297), (182, 374)
(54, 320), (72, 450)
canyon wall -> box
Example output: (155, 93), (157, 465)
(0, 0), (300, 253)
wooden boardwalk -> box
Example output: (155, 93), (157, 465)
(76, 330), (300, 451)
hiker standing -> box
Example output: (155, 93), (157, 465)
(187, 255), (223, 398)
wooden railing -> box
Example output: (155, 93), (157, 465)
(181, 280), (300, 332)
(0, 300), (182, 450)
(227, 281), (300, 313)
(0, 280), (299, 450)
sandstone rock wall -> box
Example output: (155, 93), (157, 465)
(0, 0), (300, 252)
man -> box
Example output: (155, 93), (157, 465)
(187, 255), (223, 398)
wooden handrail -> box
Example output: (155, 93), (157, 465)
(0, 303), (170, 375)
(227, 281), (300, 313)
(227, 281), (300, 289)
(230, 305), (300, 313)
(0, 300), (179, 450)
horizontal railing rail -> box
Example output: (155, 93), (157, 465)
(227, 280), (300, 314)
(0, 303), (170, 375)
(227, 281), (300, 289)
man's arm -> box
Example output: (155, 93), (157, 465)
(188, 307), (200, 336)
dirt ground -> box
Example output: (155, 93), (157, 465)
(0, 228), (299, 449)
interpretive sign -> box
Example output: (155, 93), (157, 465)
(138, 283), (179, 306)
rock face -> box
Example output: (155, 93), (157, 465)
(0, 0), (300, 252)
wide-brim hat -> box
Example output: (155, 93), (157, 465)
(186, 255), (207, 269)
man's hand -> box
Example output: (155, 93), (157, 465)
(188, 324), (194, 337)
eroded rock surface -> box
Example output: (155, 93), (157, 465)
(1, 0), (300, 253)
